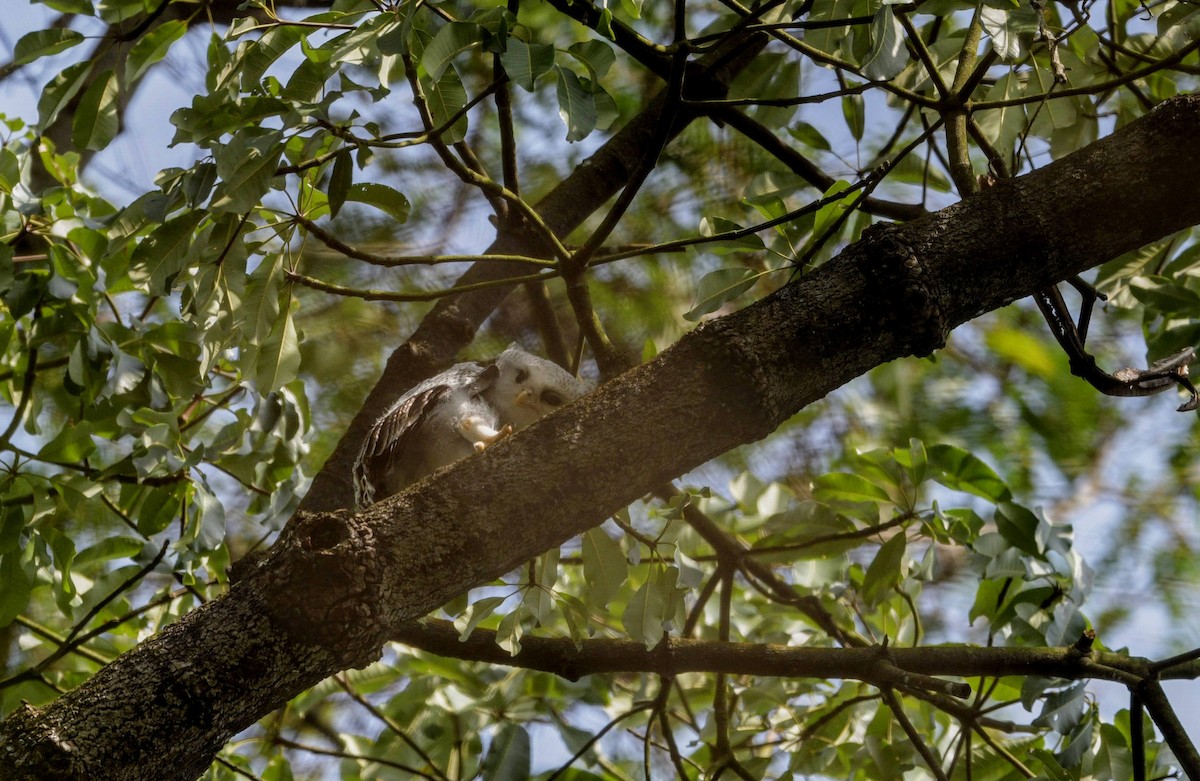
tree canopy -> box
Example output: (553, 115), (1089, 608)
(1, 0), (1199, 779)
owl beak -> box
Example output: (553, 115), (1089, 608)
(515, 388), (539, 410)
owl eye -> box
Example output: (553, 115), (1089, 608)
(514, 368), (529, 384)
(540, 390), (564, 406)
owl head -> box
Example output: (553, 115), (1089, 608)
(491, 344), (590, 430)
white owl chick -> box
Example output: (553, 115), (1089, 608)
(353, 344), (590, 506)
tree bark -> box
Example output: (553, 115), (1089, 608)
(1, 95), (1198, 781)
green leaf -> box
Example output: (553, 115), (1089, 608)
(759, 503), (859, 560)
(252, 309), (301, 392)
(239, 25), (306, 90)
(42, 0), (94, 12)
(1056, 717), (1094, 768)
(987, 327), (1058, 377)
(496, 606), (524, 655)
(861, 6), (906, 80)
(812, 472), (892, 505)
(554, 66), (596, 142)
(131, 210), (206, 294)
(810, 179), (854, 244)
(125, 19), (187, 84)
(927, 444), (1011, 502)
(620, 0), (644, 18)
(210, 129), (284, 213)
(38, 421), (97, 462)
(980, 6), (1039, 60)
(327, 150), (352, 217)
(842, 92), (865, 141)
(191, 480), (227, 550)
(994, 502), (1044, 557)
(976, 72), (1026, 161)
(455, 595), (505, 639)
(1094, 722), (1134, 781)
(75, 536), (145, 568)
(788, 121), (832, 151)
(623, 575), (666, 649)
(136, 488), (181, 536)
(72, 69), (121, 151)
(344, 182), (410, 223)
(13, 28), (85, 65)
(595, 8), (615, 39)
(0, 148), (21, 195)
(37, 61), (93, 131)
(698, 217), (766, 254)
(421, 22), (481, 81)
(0, 245), (11, 298)
(582, 528), (626, 607)
(422, 69), (468, 145)
(1128, 275), (1200, 315)
(567, 40), (615, 80)
(480, 723), (530, 781)
(97, 0), (150, 24)
(861, 533), (906, 606)
(498, 39), (554, 91)
(0, 552), (33, 627)
(906, 437), (927, 484)
(243, 252), (286, 345)
(0, 506), (25, 556)
(282, 56), (329, 103)
(684, 267), (761, 322)
(525, 547), (559, 625)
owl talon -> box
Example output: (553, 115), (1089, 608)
(458, 416), (512, 450)
(473, 423), (513, 451)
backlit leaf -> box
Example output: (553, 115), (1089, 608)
(125, 20), (187, 84)
(344, 182), (410, 223)
(13, 29), (85, 65)
(72, 69), (120, 151)
(499, 39), (554, 91)
(861, 6), (906, 80)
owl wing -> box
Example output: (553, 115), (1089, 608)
(353, 383), (452, 506)
(352, 363), (500, 507)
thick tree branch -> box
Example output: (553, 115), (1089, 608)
(391, 619), (1193, 690)
(3, 96), (1200, 781)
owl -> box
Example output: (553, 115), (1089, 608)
(352, 344), (590, 506)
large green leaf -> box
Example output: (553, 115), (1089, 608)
(0, 552), (33, 628)
(421, 22), (481, 81)
(498, 39), (554, 91)
(859, 535), (902, 607)
(927, 444), (1011, 502)
(238, 25), (306, 90)
(125, 19), (188, 84)
(861, 6), (906, 80)
(344, 182), (410, 223)
(813, 472), (893, 505)
(554, 66), (596, 142)
(72, 69), (120, 151)
(210, 129), (285, 212)
(130, 210), (206, 294)
(36, 61), (93, 131)
(250, 308), (301, 392)
(581, 528), (626, 607)
(422, 70), (468, 145)
(684, 267), (761, 322)
(480, 723), (530, 781)
(13, 29), (85, 65)
(622, 571), (668, 649)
